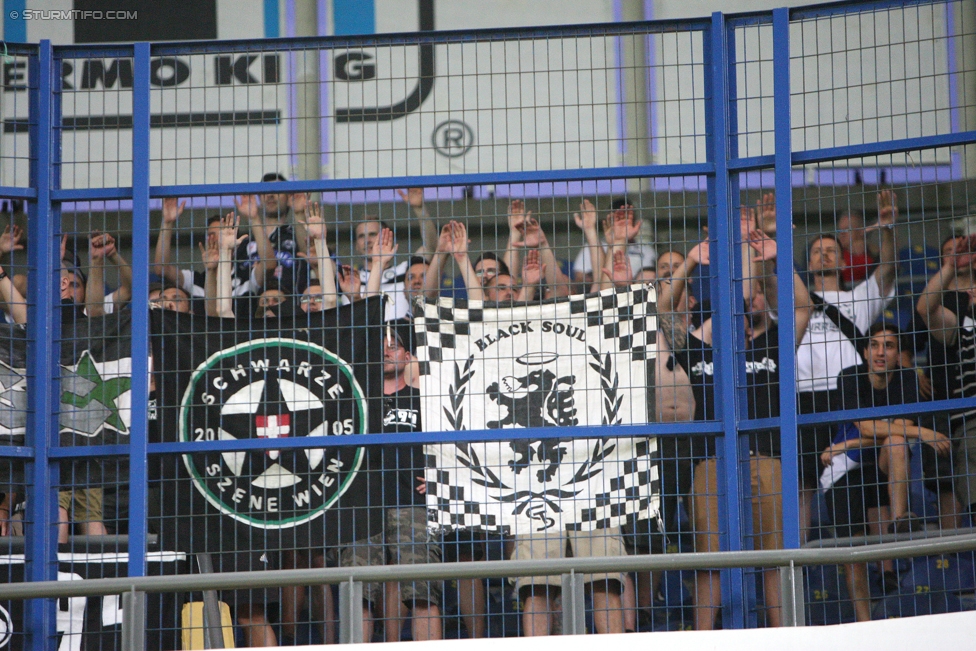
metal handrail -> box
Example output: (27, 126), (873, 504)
(1, 531), (973, 601)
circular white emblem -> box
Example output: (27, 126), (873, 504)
(0, 603), (12, 648)
(179, 338), (367, 528)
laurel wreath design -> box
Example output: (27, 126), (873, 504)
(588, 346), (622, 425)
(443, 355), (474, 431)
(436, 345), (628, 529)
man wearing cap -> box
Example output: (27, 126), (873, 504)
(337, 320), (443, 642)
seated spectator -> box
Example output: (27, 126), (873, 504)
(820, 323), (952, 621)
(571, 197), (655, 291)
(837, 210), (878, 285)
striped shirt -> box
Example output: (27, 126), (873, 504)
(951, 312), (976, 425)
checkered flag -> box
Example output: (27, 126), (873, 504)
(416, 284), (660, 533)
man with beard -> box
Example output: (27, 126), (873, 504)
(656, 202), (812, 630)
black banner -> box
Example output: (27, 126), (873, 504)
(149, 298), (387, 556)
(0, 551), (184, 651)
(0, 312), (137, 489)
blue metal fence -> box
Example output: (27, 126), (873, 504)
(1, 0), (974, 647)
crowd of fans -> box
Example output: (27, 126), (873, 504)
(1, 176), (975, 642)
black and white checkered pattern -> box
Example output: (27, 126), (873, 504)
(416, 284), (660, 533)
(423, 439), (660, 533)
(417, 284), (657, 373)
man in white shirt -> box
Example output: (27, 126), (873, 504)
(796, 190), (898, 487)
(353, 189), (437, 321)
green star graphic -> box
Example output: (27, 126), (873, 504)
(61, 351), (132, 434)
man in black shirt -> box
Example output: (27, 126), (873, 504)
(917, 233), (976, 514)
(657, 219), (812, 630)
(338, 321), (443, 642)
(820, 323), (952, 621)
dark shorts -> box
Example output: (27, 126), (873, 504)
(798, 390), (838, 488)
(442, 529), (488, 562)
(205, 551), (279, 608)
(919, 440), (954, 493)
(823, 463), (889, 538)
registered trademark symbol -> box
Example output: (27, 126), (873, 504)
(432, 120), (474, 158)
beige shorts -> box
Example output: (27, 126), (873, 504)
(510, 527), (627, 593)
(690, 455), (784, 554)
(58, 488), (103, 523)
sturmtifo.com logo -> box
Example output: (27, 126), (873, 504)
(180, 339), (366, 529)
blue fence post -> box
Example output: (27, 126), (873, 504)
(705, 11), (747, 629)
(23, 39), (60, 651)
(772, 7), (801, 554)
(127, 42), (153, 580)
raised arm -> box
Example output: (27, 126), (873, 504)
(303, 202), (338, 310)
(365, 228), (398, 297)
(151, 198), (186, 286)
(517, 248), (545, 302)
(198, 234), (220, 317)
(215, 212), (245, 318)
(746, 225), (813, 343)
(873, 189), (898, 297)
(574, 200), (603, 293)
(531, 219), (571, 298)
(447, 221), (483, 302)
(658, 240), (706, 314)
(916, 240), (969, 345)
(111, 240), (133, 309)
(0, 225), (26, 324)
(0, 263), (26, 324)
(503, 200), (528, 278)
(398, 188), (438, 259)
(0, 224), (25, 261)
(236, 194), (276, 290)
(290, 192), (309, 256)
(423, 223), (453, 302)
(85, 232), (115, 317)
